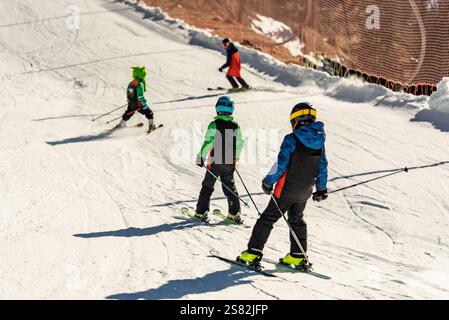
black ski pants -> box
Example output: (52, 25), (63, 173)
(247, 197), (308, 256)
(226, 75), (250, 89)
(196, 165), (241, 215)
(122, 105), (154, 121)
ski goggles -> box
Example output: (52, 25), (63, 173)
(290, 108), (317, 121)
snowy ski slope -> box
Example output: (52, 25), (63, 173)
(0, 0), (449, 300)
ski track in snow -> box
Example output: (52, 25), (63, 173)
(0, 0), (448, 299)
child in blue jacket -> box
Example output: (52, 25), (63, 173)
(238, 102), (328, 268)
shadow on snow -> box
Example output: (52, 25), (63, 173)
(46, 130), (115, 146)
(411, 109), (449, 132)
(73, 220), (200, 239)
(106, 268), (256, 300)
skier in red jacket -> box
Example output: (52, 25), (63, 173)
(219, 39), (250, 92)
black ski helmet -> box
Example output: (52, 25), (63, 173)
(290, 102), (317, 128)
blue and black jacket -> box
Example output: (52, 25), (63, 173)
(264, 122), (328, 202)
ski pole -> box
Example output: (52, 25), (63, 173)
(329, 167), (409, 195)
(270, 193), (311, 267)
(106, 106), (143, 125)
(235, 169), (262, 215)
(203, 166), (250, 209)
(92, 104), (127, 122)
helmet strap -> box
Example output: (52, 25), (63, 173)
(292, 121), (299, 131)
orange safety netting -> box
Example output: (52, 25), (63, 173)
(144, 0), (449, 92)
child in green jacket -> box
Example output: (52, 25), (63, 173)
(195, 96), (244, 223)
(118, 66), (156, 133)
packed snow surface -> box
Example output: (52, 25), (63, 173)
(0, 0), (449, 300)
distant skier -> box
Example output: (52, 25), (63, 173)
(237, 103), (328, 269)
(219, 39), (250, 92)
(117, 66), (156, 133)
(195, 96), (244, 223)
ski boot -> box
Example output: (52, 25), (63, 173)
(279, 253), (312, 272)
(228, 87), (241, 93)
(194, 211), (210, 223)
(115, 119), (127, 129)
(236, 250), (263, 270)
(227, 212), (244, 224)
(148, 119), (157, 133)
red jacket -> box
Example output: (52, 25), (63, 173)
(221, 42), (241, 77)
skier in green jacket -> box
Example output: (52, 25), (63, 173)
(195, 96), (244, 223)
(117, 66), (156, 133)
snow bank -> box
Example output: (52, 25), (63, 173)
(325, 77), (389, 104)
(119, 0), (426, 109)
(429, 77), (449, 113)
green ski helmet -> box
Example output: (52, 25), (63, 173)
(131, 66), (147, 91)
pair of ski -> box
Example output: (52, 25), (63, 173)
(207, 86), (284, 93)
(208, 87), (249, 93)
(111, 123), (164, 134)
(209, 249), (331, 280)
(179, 207), (330, 280)
(178, 207), (251, 228)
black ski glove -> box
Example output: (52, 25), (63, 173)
(313, 189), (328, 202)
(219, 67), (224, 73)
(196, 154), (205, 168)
(262, 179), (273, 195)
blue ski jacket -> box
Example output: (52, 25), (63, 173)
(265, 122), (328, 200)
